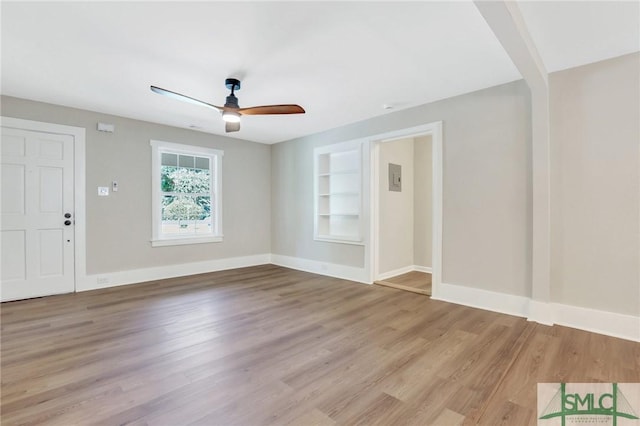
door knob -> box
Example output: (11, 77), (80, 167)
(64, 220), (72, 226)
(64, 213), (72, 218)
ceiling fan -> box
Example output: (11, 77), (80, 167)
(150, 78), (305, 133)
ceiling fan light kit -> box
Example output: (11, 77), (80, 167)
(150, 78), (305, 133)
(222, 111), (241, 123)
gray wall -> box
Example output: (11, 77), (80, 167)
(378, 137), (414, 274)
(550, 52), (640, 315)
(271, 131), (365, 267)
(272, 80), (532, 297)
(414, 135), (432, 268)
(1, 96), (272, 275)
(5, 55), (636, 318)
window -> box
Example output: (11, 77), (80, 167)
(150, 140), (223, 247)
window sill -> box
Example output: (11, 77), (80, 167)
(151, 235), (223, 247)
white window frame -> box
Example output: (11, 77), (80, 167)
(150, 140), (223, 247)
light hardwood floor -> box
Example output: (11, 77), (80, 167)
(375, 271), (432, 296)
(1, 265), (639, 425)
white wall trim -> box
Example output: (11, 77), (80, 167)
(413, 265), (433, 274)
(78, 253), (270, 292)
(377, 265), (415, 281)
(14, 234), (636, 342)
(79, 253), (370, 293)
(377, 264), (433, 281)
(552, 303), (640, 343)
(0, 116), (87, 293)
(527, 299), (554, 325)
(434, 281), (639, 342)
(434, 281), (530, 318)
(271, 254), (369, 284)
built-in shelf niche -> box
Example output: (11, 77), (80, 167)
(314, 140), (362, 243)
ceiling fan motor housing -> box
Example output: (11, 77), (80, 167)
(225, 94), (239, 108)
(224, 78), (241, 108)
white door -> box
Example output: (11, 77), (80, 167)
(1, 127), (75, 301)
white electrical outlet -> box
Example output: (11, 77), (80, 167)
(98, 187), (109, 196)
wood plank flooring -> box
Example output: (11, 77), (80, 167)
(1, 265), (638, 425)
(375, 271), (432, 296)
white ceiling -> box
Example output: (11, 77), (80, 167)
(517, 1), (640, 73)
(1, 2), (637, 144)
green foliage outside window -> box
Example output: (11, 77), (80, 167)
(161, 166), (211, 220)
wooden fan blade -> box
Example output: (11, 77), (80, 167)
(150, 86), (222, 111)
(238, 104), (305, 115)
(225, 121), (240, 133)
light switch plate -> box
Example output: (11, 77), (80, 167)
(98, 187), (109, 196)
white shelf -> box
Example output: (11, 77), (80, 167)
(314, 141), (362, 243)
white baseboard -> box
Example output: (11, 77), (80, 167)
(433, 282), (639, 342)
(270, 254), (370, 284)
(79, 253), (369, 292)
(377, 265), (415, 281)
(434, 282), (530, 319)
(528, 299), (555, 326)
(78, 253), (271, 292)
(377, 265), (433, 281)
(552, 302), (639, 343)
(76, 255), (639, 342)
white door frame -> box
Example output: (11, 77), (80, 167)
(367, 121), (443, 298)
(1, 116), (86, 293)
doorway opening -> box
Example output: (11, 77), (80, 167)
(367, 122), (442, 298)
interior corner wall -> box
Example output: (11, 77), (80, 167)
(378, 137), (415, 274)
(272, 80), (532, 298)
(270, 133), (365, 268)
(550, 52), (640, 316)
(414, 135), (433, 268)
(0, 96), (272, 276)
